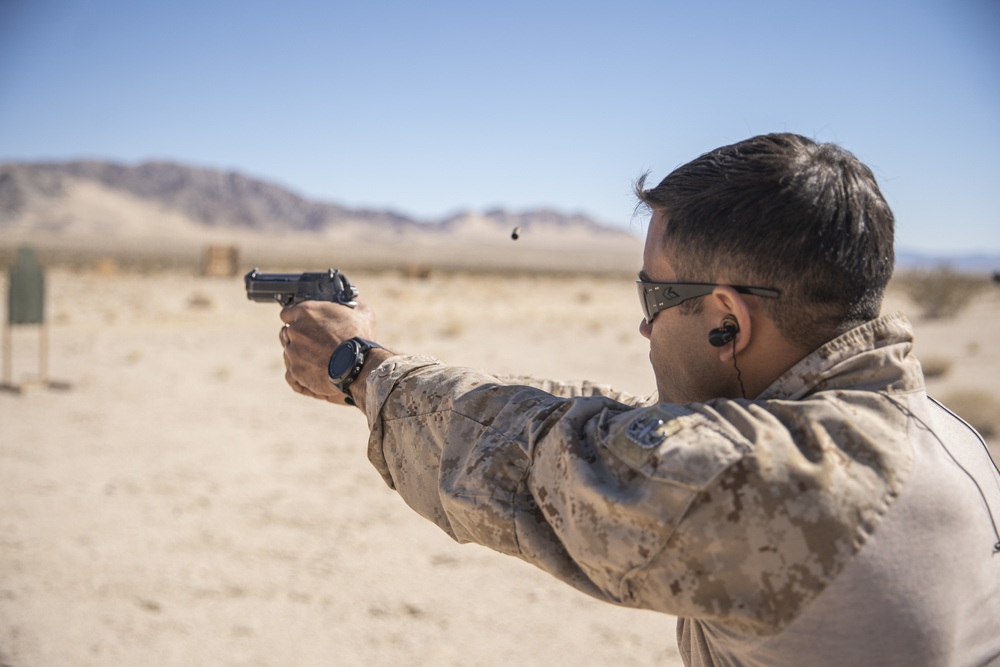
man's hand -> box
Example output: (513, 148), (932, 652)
(279, 300), (378, 405)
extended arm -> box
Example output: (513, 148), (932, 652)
(361, 355), (896, 635)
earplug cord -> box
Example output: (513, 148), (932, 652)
(733, 336), (747, 400)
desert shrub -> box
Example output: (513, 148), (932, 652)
(919, 356), (952, 380)
(892, 268), (987, 319)
(404, 263), (432, 280)
(940, 390), (1000, 439)
(187, 291), (214, 309)
(437, 317), (465, 338)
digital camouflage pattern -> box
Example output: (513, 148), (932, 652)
(363, 313), (919, 635)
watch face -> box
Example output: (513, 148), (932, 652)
(328, 341), (359, 381)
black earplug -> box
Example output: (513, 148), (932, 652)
(708, 323), (738, 348)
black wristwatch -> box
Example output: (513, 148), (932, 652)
(328, 337), (382, 405)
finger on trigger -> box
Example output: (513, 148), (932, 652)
(279, 304), (299, 324)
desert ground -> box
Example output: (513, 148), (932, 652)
(1, 257), (998, 667)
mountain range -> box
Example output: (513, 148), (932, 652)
(0, 160), (631, 239)
(0, 159), (648, 273)
(0, 159), (995, 273)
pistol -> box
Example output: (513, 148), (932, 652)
(244, 268), (359, 307)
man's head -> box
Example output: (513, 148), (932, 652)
(637, 133), (895, 352)
(636, 133), (895, 402)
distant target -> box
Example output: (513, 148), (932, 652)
(511, 226), (521, 240)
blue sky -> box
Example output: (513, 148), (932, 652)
(1, 0), (997, 254)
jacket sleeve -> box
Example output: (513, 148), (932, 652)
(362, 355), (745, 607)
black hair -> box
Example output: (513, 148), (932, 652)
(636, 133), (894, 350)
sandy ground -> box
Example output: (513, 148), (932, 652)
(1, 266), (998, 667)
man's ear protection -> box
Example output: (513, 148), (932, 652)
(708, 321), (739, 348)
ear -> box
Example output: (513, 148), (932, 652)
(707, 286), (752, 361)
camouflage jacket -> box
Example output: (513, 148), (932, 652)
(363, 313), (1000, 666)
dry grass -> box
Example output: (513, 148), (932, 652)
(940, 390), (1000, 439)
(891, 268), (989, 320)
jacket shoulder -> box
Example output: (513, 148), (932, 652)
(626, 392), (915, 633)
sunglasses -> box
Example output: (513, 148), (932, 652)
(636, 281), (780, 323)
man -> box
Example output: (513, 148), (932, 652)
(279, 133), (1000, 666)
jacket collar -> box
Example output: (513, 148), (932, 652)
(758, 312), (925, 401)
